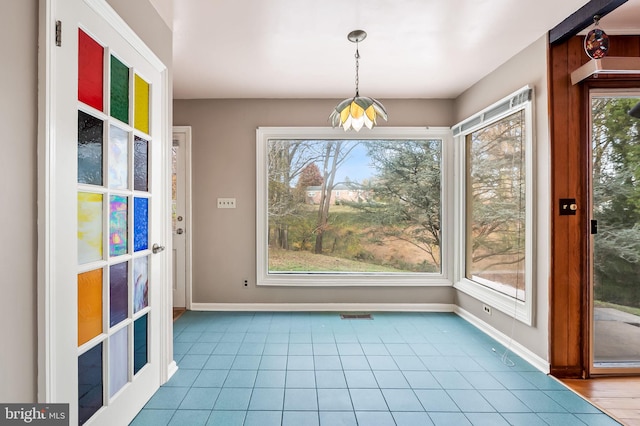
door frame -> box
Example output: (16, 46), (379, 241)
(172, 126), (193, 310)
(36, 0), (176, 413)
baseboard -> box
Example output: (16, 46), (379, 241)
(167, 360), (178, 381)
(189, 302), (456, 312)
(455, 306), (550, 373)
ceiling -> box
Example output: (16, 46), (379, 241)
(169, 0), (640, 100)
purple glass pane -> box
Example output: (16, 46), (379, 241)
(134, 197), (149, 252)
(134, 314), (148, 374)
(133, 256), (148, 312)
(109, 262), (128, 327)
(109, 195), (128, 256)
(134, 136), (148, 192)
(78, 343), (103, 425)
(78, 110), (104, 185)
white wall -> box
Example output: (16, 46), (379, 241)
(453, 35), (551, 361)
(0, 0), (38, 403)
(173, 98), (457, 305)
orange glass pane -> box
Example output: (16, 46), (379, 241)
(78, 269), (103, 346)
(134, 74), (149, 134)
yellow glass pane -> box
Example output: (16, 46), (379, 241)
(134, 74), (149, 134)
(78, 269), (103, 346)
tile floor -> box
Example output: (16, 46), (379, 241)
(131, 312), (621, 425)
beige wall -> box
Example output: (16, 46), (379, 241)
(174, 36), (551, 362)
(173, 98), (456, 304)
(0, 0), (38, 403)
(453, 35), (551, 360)
(0, 0), (170, 403)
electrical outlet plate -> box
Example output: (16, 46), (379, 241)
(217, 198), (236, 209)
(483, 304), (492, 315)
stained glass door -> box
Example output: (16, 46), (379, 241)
(40, 1), (171, 425)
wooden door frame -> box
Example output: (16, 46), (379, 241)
(549, 34), (640, 378)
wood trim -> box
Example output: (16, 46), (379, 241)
(549, 0), (628, 45)
(548, 35), (640, 378)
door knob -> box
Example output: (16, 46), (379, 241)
(152, 243), (165, 254)
(176, 228), (184, 235)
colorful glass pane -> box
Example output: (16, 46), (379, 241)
(134, 137), (149, 192)
(133, 256), (148, 312)
(109, 262), (128, 327)
(133, 198), (149, 252)
(109, 326), (128, 398)
(108, 126), (128, 189)
(134, 314), (148, 374)
(78, 29), (103, 111)
(109, 195), (128, 256)
(110, 55), (129, 123)
(78, 111), (103, 186)
(78, 343), (103, 425)
(134, 74), (150, 134)
(78, 269), (103, 346)
(78, 192), (103, 264)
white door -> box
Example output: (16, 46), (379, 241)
(172, 127), (192, 308)
(38, 1), (172, 425)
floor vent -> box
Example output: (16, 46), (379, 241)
(340, 313), (373, 320)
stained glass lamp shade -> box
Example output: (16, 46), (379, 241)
(330, 30), (388, 132)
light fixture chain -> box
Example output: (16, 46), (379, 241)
(354, 45), (360, 97)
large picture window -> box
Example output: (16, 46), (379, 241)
(257, 127), (452, 286)
(453, 87), (534, 324)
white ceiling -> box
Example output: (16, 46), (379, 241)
(168, 0), (640, 100)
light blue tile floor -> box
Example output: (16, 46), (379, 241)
(131, 312), (621, 425)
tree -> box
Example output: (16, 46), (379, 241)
(268, 140), (315, 249)
(591, 97), (640, 308)
(356, 139), (442, 268)
(295, 163), (323, 202)
(314, 141), (358, 254)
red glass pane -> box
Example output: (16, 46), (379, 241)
(78, 29), (104, 111)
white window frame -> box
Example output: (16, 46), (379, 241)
(452, 86), (535, 325)
(256, 126), (453, 287)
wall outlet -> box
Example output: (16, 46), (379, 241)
(483, 304), (492, 315)
(242, 278), (248, 288)
(217, 198), (236, 208)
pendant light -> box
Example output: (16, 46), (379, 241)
(329, 30), (388, 131)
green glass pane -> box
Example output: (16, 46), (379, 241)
(110, 56), (129, 123)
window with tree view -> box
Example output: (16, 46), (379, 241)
(465, 110), (527, 301)
(257, 128), (450, 285)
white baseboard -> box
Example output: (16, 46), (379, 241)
(455, 306), (550, 373)
(189, 302), (456, 312)
(166, 360), (178, 381)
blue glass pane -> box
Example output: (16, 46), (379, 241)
(78, 111), (103, 186)
(134, 197), (149, 252)
(78, 343), (103, 425)
(134, 314), (148, 374)
(109, 262), (128, 327)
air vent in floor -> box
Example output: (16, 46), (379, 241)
(340, 313), (373, 320)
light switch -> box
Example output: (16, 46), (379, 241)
(217, 198), (236, 208)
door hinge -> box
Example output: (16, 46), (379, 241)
(55, 20), (62, 47)
(591, 219), (598, 235)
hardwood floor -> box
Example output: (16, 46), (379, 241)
(173, 307), (186, 321)
(561, 377), (640, 426)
